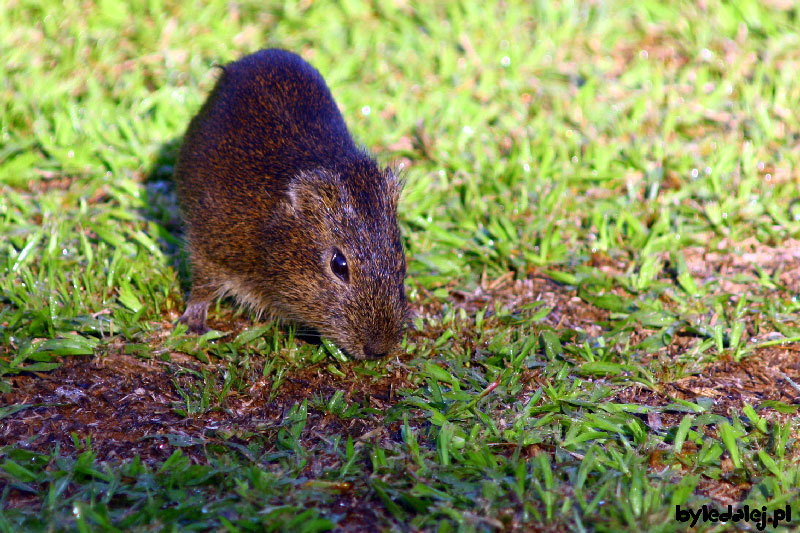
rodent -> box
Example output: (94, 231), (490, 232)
(174, 48), (409, 359)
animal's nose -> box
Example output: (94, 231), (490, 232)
(363, 343), (388, 359)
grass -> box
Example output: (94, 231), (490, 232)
(3, 0), (800, 530)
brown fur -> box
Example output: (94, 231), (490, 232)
(174, 49), (408, 359)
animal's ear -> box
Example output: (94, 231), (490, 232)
(286, 169), (342, 216)
(384, 166), (404, 211)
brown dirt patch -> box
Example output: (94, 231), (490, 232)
(1, 350), (413, 467)
(680, 238), (800, 294)
(613, 346), (800, 416)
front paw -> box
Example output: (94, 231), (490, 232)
(178, 302), (209, 335)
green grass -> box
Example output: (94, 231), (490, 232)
(3, 0), (800, 530)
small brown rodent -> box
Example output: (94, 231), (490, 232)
(174, 49), (409, 359)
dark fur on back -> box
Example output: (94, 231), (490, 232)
(175, 49), (408, 359)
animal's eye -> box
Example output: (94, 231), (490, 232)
(330, 249), (349, 283)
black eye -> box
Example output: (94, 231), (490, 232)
(330, 249), (349, 283)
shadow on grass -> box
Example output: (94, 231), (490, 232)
(141, 137), (190, 294)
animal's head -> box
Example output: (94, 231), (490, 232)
(273, 162), (409, 359)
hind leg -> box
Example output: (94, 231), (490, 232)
(178, 265), (218, 334)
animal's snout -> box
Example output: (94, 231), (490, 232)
(363, 342), (389, 359)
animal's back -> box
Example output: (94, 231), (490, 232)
(176, 49), (359, 219)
